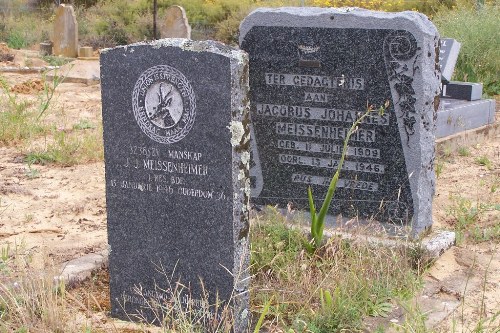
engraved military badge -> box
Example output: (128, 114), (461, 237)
(132, 65), (196, 144)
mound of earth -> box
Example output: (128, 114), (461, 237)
(0, 43), (15, 63)
(10, 78), (45, 94)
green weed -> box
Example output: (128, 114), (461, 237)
(475, 156), (493, 170)
(435, 160), (444, 178)
(251, 210), (423, 331)
(0, 95), (48, 146)
(391, 300), (428, 333)
(6, 30), (27, 49)
(25, 125), (103, 167)
(457, 146), (470, 157)
(0, 74), (60, 145)
(471, 223), (500, 243)
(73, 119), (96, 130)
(447, 196), (500, 244)
(447, 196), (481, 243)
(307, 103), (387, 252)
(41, 55), (74, 67)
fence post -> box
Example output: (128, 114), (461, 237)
(153, 0), (158, 40)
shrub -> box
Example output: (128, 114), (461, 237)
(433, 2), (500, 95)
(310, 0), (455, 14)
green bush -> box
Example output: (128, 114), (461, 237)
(434, 2), (500, 95)
(6, 30), (27, 49)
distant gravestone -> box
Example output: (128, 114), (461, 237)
(439, 38), (460, 83)
(240, 8), (441, 237)
(160, 5), (191, 39)
(100, 39), (250, 330)
(52, 4), (78, 58)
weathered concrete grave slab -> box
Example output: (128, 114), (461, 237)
(160, 5), (191, 39)
(52, 4), (78, 58)
(100, 39), (250, 329)
(240, 8), (441, 236)
(436, 98), (496, 138)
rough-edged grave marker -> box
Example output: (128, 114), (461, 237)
(160, 5), (191, 39)
(438, 38), (460, 84)
(240, 8), (441, 237)
(52, 4), (78, 58)
(100, 39), (250, 330)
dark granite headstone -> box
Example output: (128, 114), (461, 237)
(441, 81), (483, 101)
(100, 39), (250, 330)
(240, 8), (440, 237)
(439, 38), (461, 83)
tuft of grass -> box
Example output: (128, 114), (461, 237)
(447, 196), (500, 244)
(73, 119), (96, 130)
(25, 125), (104, 167)
(475, 156), (493, 170)
(0, 87), (49, 146)
(447, 196), (481, 244)
(457, 146), (470, 157)
(6, 30), (28, 50)
(41, 56), (74, 67)
(471, 222), (500, 243)
(250, 208), (423, 331)
(0, 270), (72, 332)
(0, 73), (64, 146)
(435, 160), (444, 178)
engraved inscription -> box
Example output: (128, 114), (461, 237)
(291, 173), (379, 192)
(108, 146), (229, 201)
(265, 73), (365, 90)
(255, 103), (389, 125)
(279, 154), (385, 173)
(276, 139), (380, 158)
(276, 122), (376, 142)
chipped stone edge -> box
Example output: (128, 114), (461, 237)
(228, 48), (251, 333)
(240, 7), (437, 45)
(330, 228), (455, 261)
(101, 38), (241, 59)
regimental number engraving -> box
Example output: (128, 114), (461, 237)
(279, 154), (385, 174)
(132, 65), (196, 144)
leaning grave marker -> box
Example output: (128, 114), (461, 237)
(52, 4), (78, 58)
(240, 8), (441, 236)
(100, 39), (250, 329)
(161, 5), (192, 39)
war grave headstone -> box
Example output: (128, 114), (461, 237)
(436, 38), (496, 138)
(100, 39), (250, 329)
(52, 4), (78, 58)
(160, 5), (191, 39)
(240, 8), (441, 237)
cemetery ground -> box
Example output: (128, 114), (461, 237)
(0, 50), (499, 332)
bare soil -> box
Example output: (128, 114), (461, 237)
(1, 50), (499, 331)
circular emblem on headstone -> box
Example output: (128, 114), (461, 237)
(132, 65), (196, 144)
